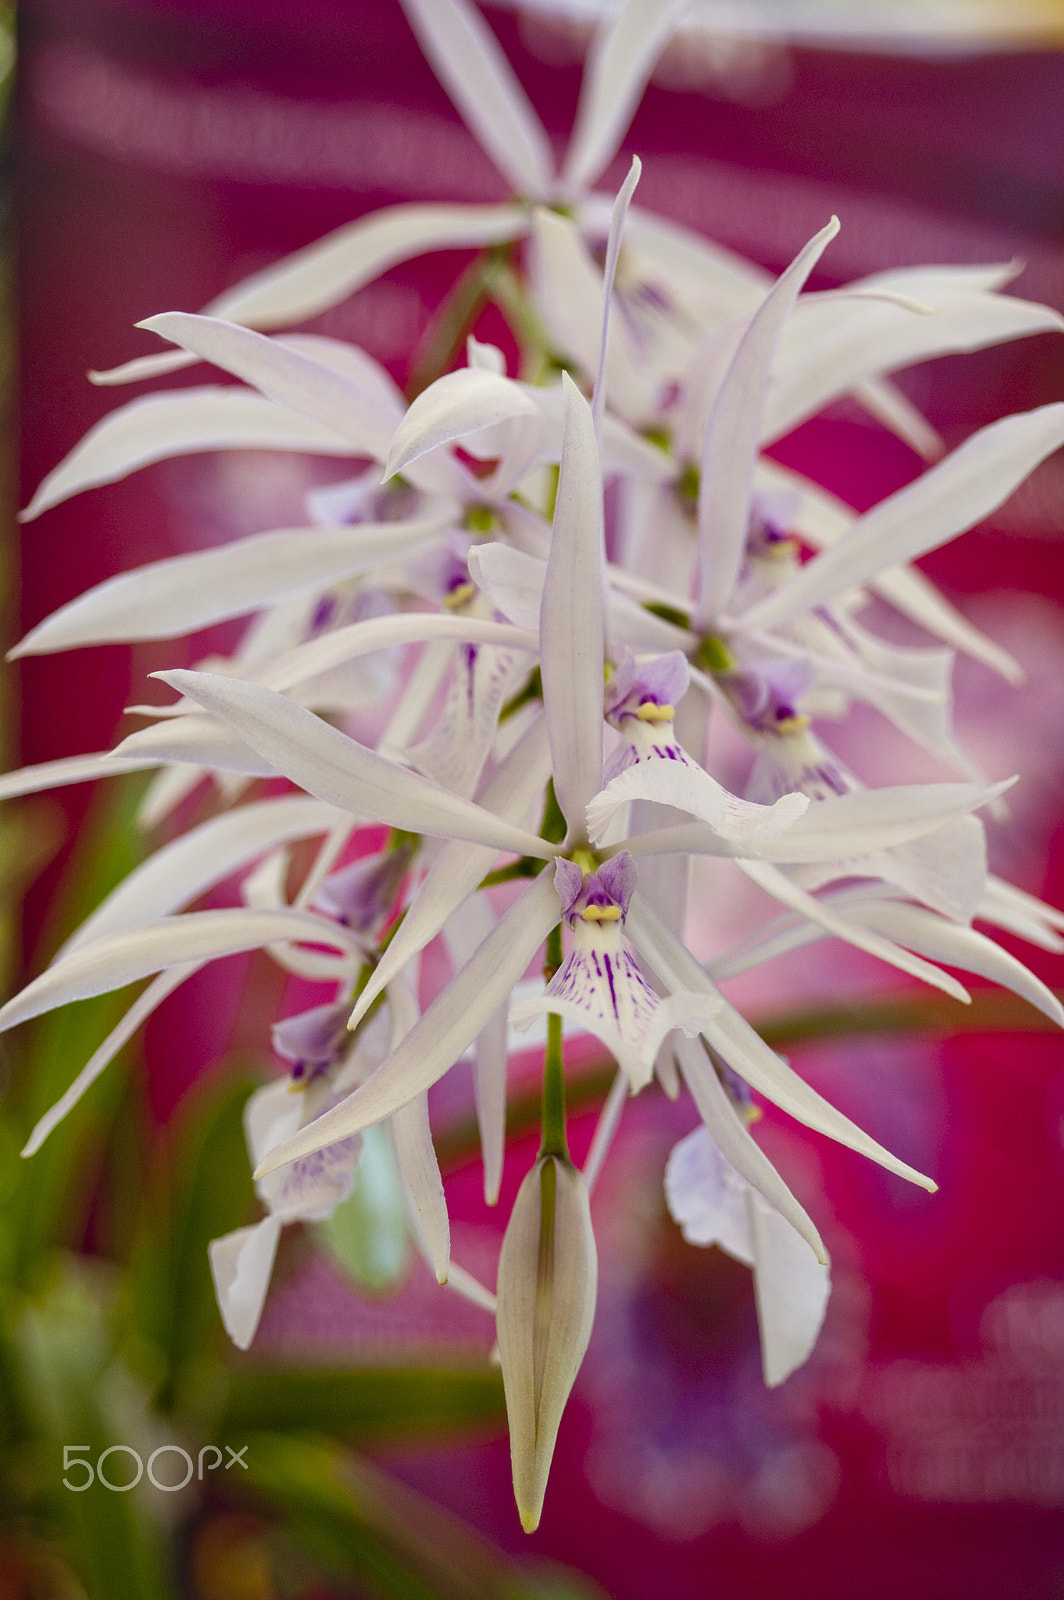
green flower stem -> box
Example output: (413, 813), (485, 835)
(539, 925), (568, 1160)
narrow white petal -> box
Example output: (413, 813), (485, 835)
(13, 519), (448, 656)
(111, 714), (278, 777)
(262, 613), (538, 698)
(208, 1216), (284, 1351)
(695, 217), (840, 628)
(58, 797), (339, 958)
(848, 899), (1064, 1025)
(255, 873), (559, 1180)
(526, 211), (648, 421)
(206, 202), (530, 327)
(400, 0), (553, 196)
(872, 566), (1024, 684)
(738, 858), (970, 1001)
(155, 670), (554, 859)
(738, 404), (1064, 636)
(627, 896), (937, 1189)
(757, 779), (1013, 863)
(347, 713), (554, 1031)
(672, 1036), (826, 1262)
(20, 389), (356, 522)
(540, 374), (605, 838)
(753, 457), (1025, 682)
(748, 1193), (831, 1387)
(385, 368), (540, 480)
(591, 155), (641, 435)
(979, 875), (1064, 952)
(496, 1156), (597, 1532)
(564, 0), (688, 188)
(0, 752), (161, 799)
(442, 894), (510, 1207)
(392, 1093), (451, 1284)
(0, 908), (361, 1034)
(21, 964), (196, 1156)
(136, 315), (395, 459)
(766, 291), (1064, 446)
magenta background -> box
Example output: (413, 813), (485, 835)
(15, 2), (1064, 1595)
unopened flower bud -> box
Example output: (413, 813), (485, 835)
(495, 1154), (598, 1532)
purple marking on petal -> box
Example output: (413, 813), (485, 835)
(721, 659), (813, 731)
(316, 848), (410, 932)
(596, 851), (637, 918)
(272, 1001), (351, 1074)
(554, 857), (585, 917)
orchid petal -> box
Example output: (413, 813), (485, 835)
(442, 894), (510, 1207)
(206, 202), (530, 326)
(13, 518), (449, 656)
(979, 875), (1064, 953)
(511, 987), (720, 1094)
(208, 1216), (283, 1351)
(617, 778), (1012, 866)
(753, 457), (1025, 682)
(748, 1190), (832, 1387)
(540, 373), (605, 838)
(591, 155), (641, 435)
(112, 714), (278, 777)
(22, 964), (196, 1157)
(627, 896), (937, 1189)
(253, 871), (560, 1179)
(671, 1036), (826, 1262)
(58, 797), (339, 958)
(588, 760), (808, 850)
(400, 0), (553, 197)
(262, 612), (538, 698)
(496, 1155), (597, 1533)
(347, 713), (553, 1032)
(737, 858), (970, 1001)
(695, 217), (840, 629)
(766, 290), (1064, 445)
(393, 1092), (451, 1283)
(527, 210), (648, 421)
(20, 389), (356, 522)
(384, 368), (541, 480)
(0, 752), (161, 800)
(564, 0), (688, 189)
(0, 908), (362, 1034)
(154, 670), (554, 859)
(846, 899), (1064, 1025)
(136, 315), (395, 459)
(738, 404), (1064, 636)
(89, 205), (529, 390)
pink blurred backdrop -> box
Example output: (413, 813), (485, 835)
(16, 2), (1064, 1594)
